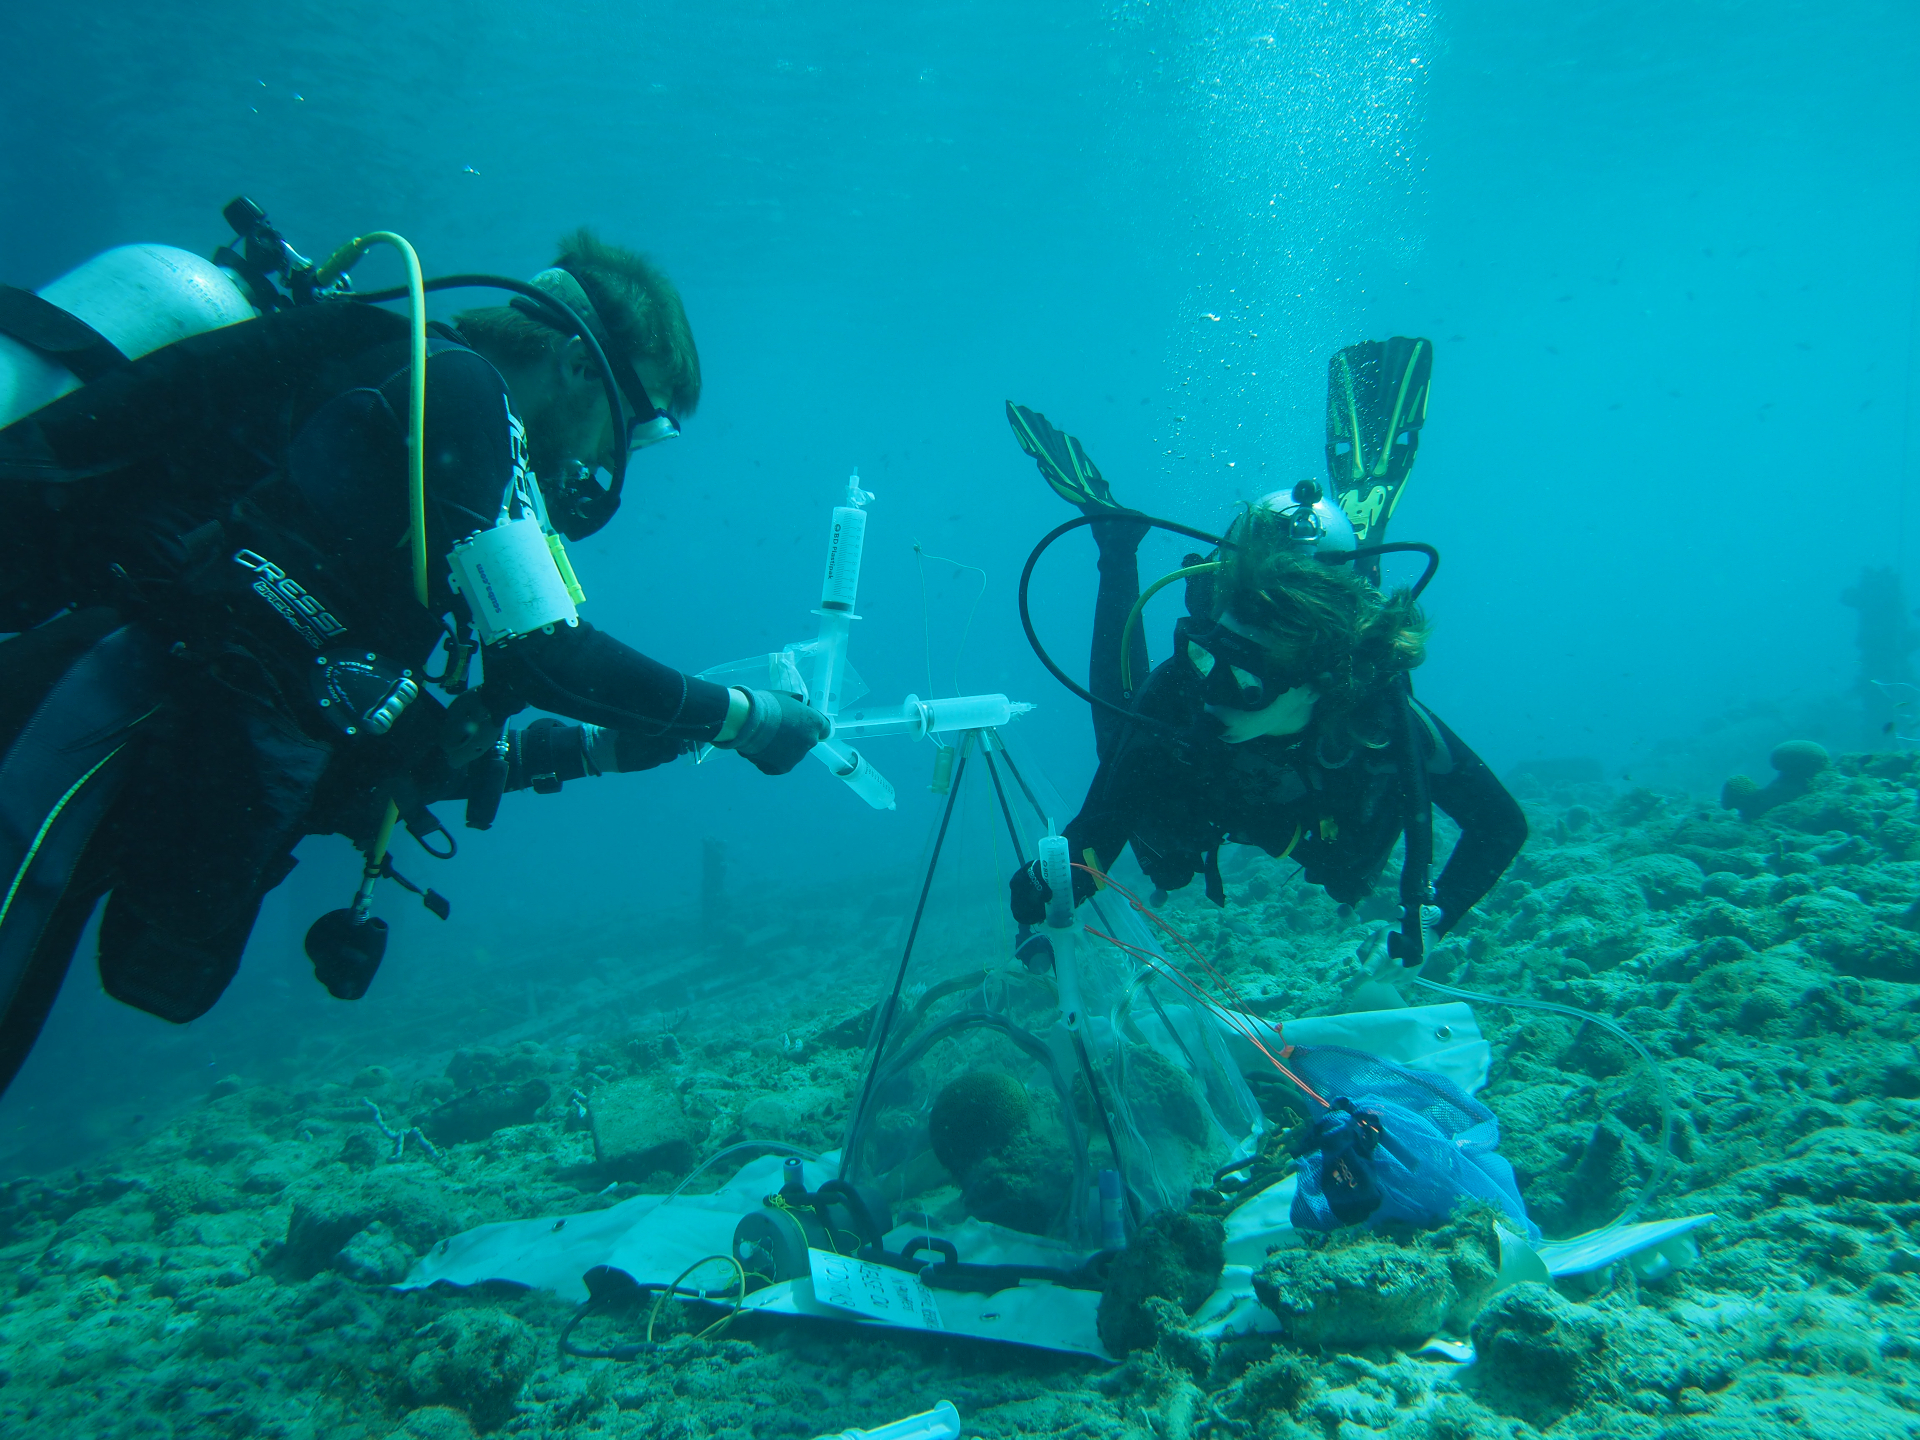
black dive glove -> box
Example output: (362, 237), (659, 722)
(719, 688), (830, 775)
(1008, 858), (1098, 925)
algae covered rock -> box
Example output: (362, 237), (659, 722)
(738, 1084), (837, 1139)
(1251, 1207), (1511, 1346)
(337, 1219), (418, 1284)
(1622, 851), (1705, 909)
(1466, 1282), (1613, 1422)
(406, 1308), (538, 1430)
(281, 1172), (459, 1278)
(588, 1076), (708, 1179)
(146, 1167), (238, 1231)
(1722, 739), (1831, 822)
(1254, 1235), (1451, 1347)
(386, 1408), (478, 1440)
(959, 1130), (1072, 1233)
(422, 1080), (551, 1146)
(1097, 1208), (1226, 1356)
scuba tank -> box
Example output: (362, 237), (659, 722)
(0, 244), (259, 431)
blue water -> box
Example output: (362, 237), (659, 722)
(1, 0), (1916, 1171)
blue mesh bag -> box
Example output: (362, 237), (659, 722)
(1282, 1044), (1538, 1240)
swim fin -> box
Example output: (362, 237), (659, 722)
(1325, 337), (1433, 547)
(1006, 402), (1118, 512)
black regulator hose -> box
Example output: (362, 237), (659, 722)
(1017, 512), (1227, 736)
(1342, 541), (1441, 600)
(1018, 516), (1441, 724)
(350, 274), (629, 505)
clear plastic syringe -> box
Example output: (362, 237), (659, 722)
(807, 473), (896, 809)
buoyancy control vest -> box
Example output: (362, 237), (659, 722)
(0, 303), (476, 1044)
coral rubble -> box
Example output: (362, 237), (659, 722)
(6, 749), (1920, 1435)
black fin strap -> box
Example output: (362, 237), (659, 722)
(377, 855), (452, 919)
(0, 285), (128, 382)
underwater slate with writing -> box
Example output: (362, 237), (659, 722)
(808, 1249), (944, 1330)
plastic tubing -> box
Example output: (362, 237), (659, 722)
(1414, 976), (1677, 1228)
(316, 232), (429, 607)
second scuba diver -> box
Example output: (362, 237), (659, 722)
(1005, 340), (1525, 983)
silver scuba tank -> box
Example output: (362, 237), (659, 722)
(0, 244), (258, 430)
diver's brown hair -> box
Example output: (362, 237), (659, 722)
(1211, 505), (1428, 736)
(455, 228), (701, 416)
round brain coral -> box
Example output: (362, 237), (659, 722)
(929, 1070), (1031, 1176)
(1769, 740), (1831, 780)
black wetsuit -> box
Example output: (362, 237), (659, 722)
(1025, 519), (1524, 930)
(0, 303), (730, 1089)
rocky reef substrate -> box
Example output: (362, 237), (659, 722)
(7, 750), (1920, 1436)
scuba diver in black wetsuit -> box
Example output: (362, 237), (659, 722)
(0, 205), (828, 1094)
(1005, 338), (1525, 983)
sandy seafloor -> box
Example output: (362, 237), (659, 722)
(8, 748), (1920, 1439)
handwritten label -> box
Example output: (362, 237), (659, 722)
(808, 1248), (943, 1331)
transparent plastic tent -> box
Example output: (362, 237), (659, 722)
(833, 726), (1262, 1252)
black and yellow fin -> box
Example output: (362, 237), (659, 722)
(1325, 337), (1433, 547)
(1006, 401), (1118, 512)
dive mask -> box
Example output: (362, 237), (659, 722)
(512, 266), (682, 537)
(1251, 478), (1357, 556)
(626, 408), (679, 453)
(1175, 614), (1310, 713)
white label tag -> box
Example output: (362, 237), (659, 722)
(807, 1248), (943, 1331)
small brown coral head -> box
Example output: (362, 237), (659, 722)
(929, 1070), (1031, 1176)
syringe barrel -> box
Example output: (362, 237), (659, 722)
(820, 506), (867, 612)
(921, 694), (1014, 733)
(811, 736), (897, 810)
(1038, 834), (1074, 930)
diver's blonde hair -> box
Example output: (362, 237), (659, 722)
(1212, 506), (1428, 734)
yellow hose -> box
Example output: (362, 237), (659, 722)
(1119, 562), (1219, 695)
(311, 232), (428, 904)
(316, 231), (430, 608)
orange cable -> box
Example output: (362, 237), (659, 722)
(1074, 868), (1333, 1111)
(1082, 922), (1329, 1108)
(1078, 864), (1267, 1019)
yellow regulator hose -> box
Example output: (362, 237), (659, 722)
(313, 230), (429, 879)
(1120, 562), (1220, 695)
(314, 231), (430, 608)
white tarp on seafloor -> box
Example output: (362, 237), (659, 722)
(398, 1002), (1709, 1359)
